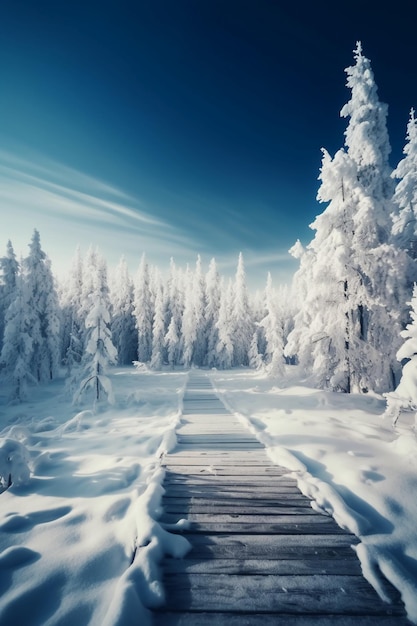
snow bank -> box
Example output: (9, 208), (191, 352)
(0, 367), (187, 626)
(212, 367), (417, 624)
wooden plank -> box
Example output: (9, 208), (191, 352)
(164, 521), (348, 535)
(154, 613), (411, 626)
(164, 452), (269, 457)
(162, 557), (362, 575)
(163, 483), (305, 498)
(162, 465), (289, 475)
(185, 533), (359, 548)
(162, 496), (313, 508)
(166, 449), (268, 455)
(185, 543), (359, 561)
(162, 504), (315, 515)
(163, 476), (297, 486)
(161, 574), (405, 615)
(162, 458), (273, 466)
(176, 435), (261, 440)
(161, 512), (339, 526)
(164, 472), (296, 481)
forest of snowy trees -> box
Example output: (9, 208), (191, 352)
(0, 236), (292, 403)
(2, 42), (417, 406)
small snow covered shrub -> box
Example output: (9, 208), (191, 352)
(0, 439), (30, 489)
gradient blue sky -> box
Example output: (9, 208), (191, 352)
(1, 0), (417, 287)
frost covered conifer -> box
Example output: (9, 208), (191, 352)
(392, 108), (417, 260)
(165, 316), (180, 368)
(248, 330), (262, 370)
(74, 255), (117, 404)
(0, 240), (19, 352)
(180, 258), (207, 367)
(60, 246), (84, 373)
(259, 273), (285, 376)
(24, 230), (61, 382)
(150, 272), (165, 370)
(164, 259), (183, 367)
(215, 278), (234, 369)
(111, 256), (137, 364)
(0, 272), (34, 401)
(287, 43), (409, 393)
(384, 284), (417, 425)
(192, 256), (207, 366)
(181, 265), (197, 368)
(133, 254), (153, 363)
(205, 258), (221, 367)
(231, 253), (253, 366)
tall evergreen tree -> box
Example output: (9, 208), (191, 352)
(231, 253), (253, 367)
(192, 256), (207, 366)
(111, 256), (137, 364)
(286, 43), (409, 393)
(259, 273), (285, 376)
(181, 265), (197, 368)
(392, 108), (417, 260)
(164, 258), (183, 367)
(150, 272), (165, 370)
(133, 254), (153, 363)
(0, 241), (19, 353)
(24, 230), (61, 382)
(75, 255), (117, 404)
(0, 272), (34, 401)
(215, 278), (234, 369)
(205, 258), (221, 367)
(60, 246), (84, 373)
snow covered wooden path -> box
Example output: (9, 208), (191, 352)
(154, 372), (409, 625)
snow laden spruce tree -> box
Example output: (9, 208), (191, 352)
(205, 258), (221, 367)
(150, 271), (166, 369)
(0, 272), (34, 401)
(231, 253), (253, 367)
(181, 258), (207, 368)
(392, 108), (417, 264)
(385, 284), (417, 426)
(111, 256), (137, 365)
(286, 42), (411, 393)
(60, 246), (84, 374)
(259, 273), (285, 376)
(164, 259), (182, 368)
(133, 253), (153, 364)
(23, 229), (61, 383)
(0, 240), (19, 354)
(74, 253), (117, 405)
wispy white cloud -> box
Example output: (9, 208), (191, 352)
(0, 147), (296, 288)
(0, 148), (200, 273)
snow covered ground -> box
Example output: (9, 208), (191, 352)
(1, 365), (417, 625)
(211, 367), (417, 624)
(0, 367), (189, 626)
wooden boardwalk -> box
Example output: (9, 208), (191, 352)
(153, 372), (409, 625)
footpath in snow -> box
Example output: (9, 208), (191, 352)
(155, 371), (407, 625)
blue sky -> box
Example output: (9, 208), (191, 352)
(1, 1), (417, 287)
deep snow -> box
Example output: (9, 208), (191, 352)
(0, 367), (189, 626)
(1, 366), (417, 624)
(211, 367), (417, 623)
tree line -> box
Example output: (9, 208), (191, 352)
(0, 236), (291, 402)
